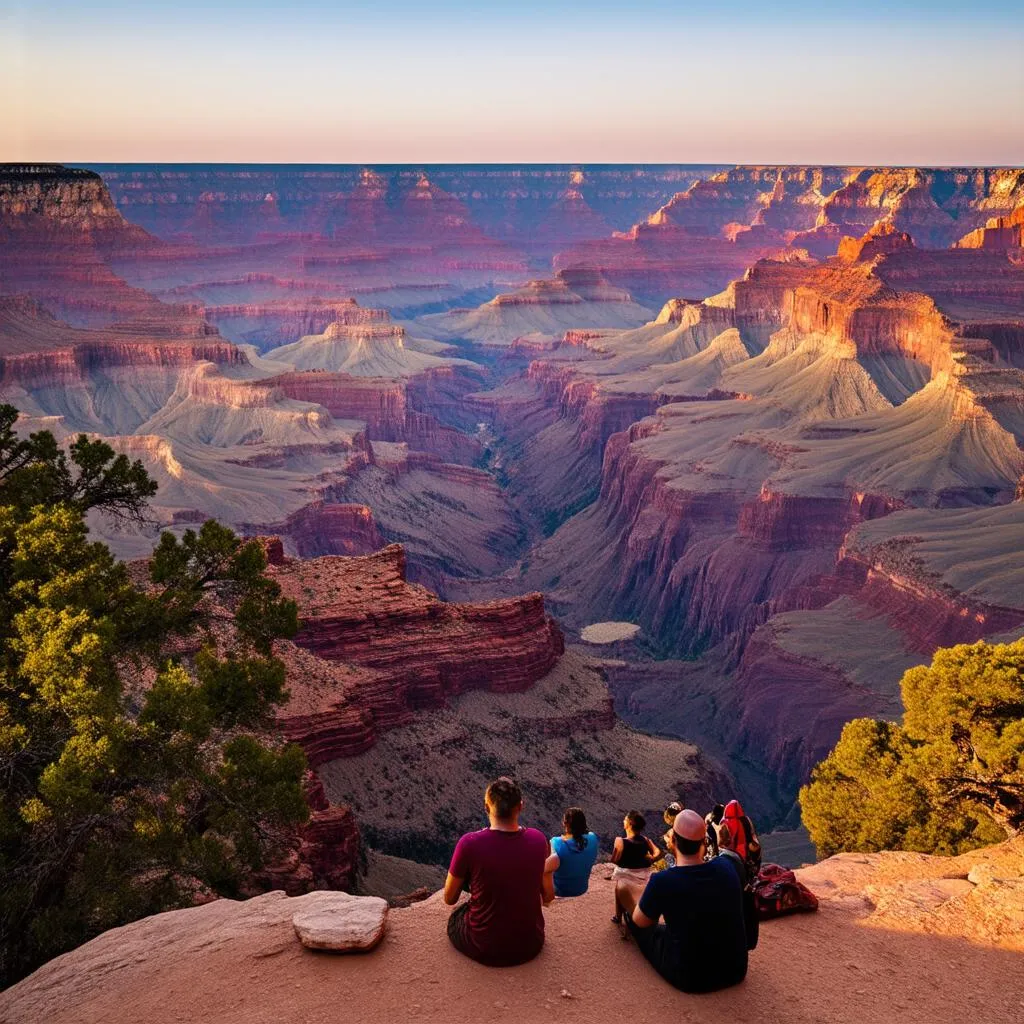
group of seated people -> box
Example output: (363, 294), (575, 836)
(442, 777), (761, 994)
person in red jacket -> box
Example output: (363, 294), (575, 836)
(719, 799), (762, 877)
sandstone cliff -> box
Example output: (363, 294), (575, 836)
(553, 165), (1024, 301)
(461, 221), (1024, 805)
(416, 269), (654, 347)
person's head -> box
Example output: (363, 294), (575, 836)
(663, 801), (683, 826)
(669, 809), (707, 863)
(709, 803), (725, 825)
(484, 777), (523, 824)
(623, 810), (646, 836)
(723, 799), (744, 822)
(563, 807), (588, 848)
(719, 800), (746, 850)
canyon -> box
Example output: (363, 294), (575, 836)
(260, 541), (724, 873)
(2, 160), (1023, 856)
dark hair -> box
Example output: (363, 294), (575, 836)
(709, 803), (725, 825)
(625, 809), (646, 832)
(563, 807), (588, 850)
(485, 776), (522, 820)
(673, 833), (704, 857)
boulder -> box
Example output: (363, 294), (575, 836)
(291, 892), (388, 952)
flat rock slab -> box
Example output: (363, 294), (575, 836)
(292, 893), (388, 952)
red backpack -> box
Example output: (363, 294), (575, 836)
(751, 864), (819, 919)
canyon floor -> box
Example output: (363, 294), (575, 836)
(4, 838), (1022, 1024)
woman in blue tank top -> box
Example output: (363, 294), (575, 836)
(546, 807), (599, 897)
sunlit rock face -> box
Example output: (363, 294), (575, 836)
(3, 161), (1022, 829)
(555, 166), (1024, 302)
(459, 217), (1024, 801)
(270, 542), (565, 758)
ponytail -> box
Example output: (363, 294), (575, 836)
(563, 807), (588, 851)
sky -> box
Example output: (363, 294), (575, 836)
(2, 1), (1022, 165)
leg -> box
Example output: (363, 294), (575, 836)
(625, 920), (686, 990)
(614, 877), (645, 919)
(614, 877), (645, 938)
(446, 902), (474, 959)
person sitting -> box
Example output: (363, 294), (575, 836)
(660, 800), (683, 867)
(704, 803), (725, 859)
(610, 810), (660, 925)
(719, 799), (762, 878)
(443, 777), (553, 967)
(546, 807), (599, 897)
(615, 808), (748, 993)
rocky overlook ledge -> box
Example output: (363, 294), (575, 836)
(2, 837), (1021, 1024)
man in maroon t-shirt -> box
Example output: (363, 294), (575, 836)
(443, 777), (553, 966)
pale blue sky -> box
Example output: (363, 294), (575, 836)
(2, 1), (1022, 163)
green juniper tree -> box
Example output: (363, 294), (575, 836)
(801, 639), (1023, 858)
(0, 405), (308, 986)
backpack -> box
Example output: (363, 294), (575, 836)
(751, 863), (819, 919)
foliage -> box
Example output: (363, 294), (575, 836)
(801, 639), (1023, 858)
(0, 405), (307, 986)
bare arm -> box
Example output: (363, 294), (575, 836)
(644, 836), (661, 863)
(442, 872), (465, 906)
(631, 903), (657, 929)
(610, 836), (624, 864)
(541, 839), (555, 905)
(542, 869), (555, 905)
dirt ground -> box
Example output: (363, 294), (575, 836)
(5, 845), (1023, 1024)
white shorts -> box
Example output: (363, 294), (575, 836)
(612, 866), (652, 886)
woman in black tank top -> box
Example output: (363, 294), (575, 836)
(611, 810), (660, 928)
(618, 835), (653, 869)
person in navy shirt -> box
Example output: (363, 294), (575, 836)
(545, 807), (599, 897)
(616, 808), (748, 993)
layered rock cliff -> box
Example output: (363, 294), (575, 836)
(553, 166), (1024, 302)
(463, 222), (1024, 805)
(416, 269), (654, 347)
(264, 542), (725, 863)
(271, 543), (564, 720)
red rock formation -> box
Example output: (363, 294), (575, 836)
(555, 166), (1024, 300)
(0, 304), (242, 389)
(0, 164), (152, 248)
(271, 543), (564, 715)
(204, 298), (389, 350)
(271, 370), (482, 463)
(277, 502), (383, 558)
(501, 221), (1024, 681)
(296, 774), (361, 891)
(261, 772), (362, 895)
(954, 204), (1024, 251)
(833, 548), (1024, 653)
(836, 220), (915, 263)
(0, 165), (170, 328)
